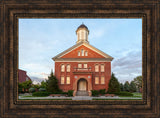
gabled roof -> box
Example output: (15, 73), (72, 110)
(52, 42), (113, 61)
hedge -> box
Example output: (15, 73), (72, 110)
(32, 91), (52, 97)
(109, 91), (133, 96)
(99, 89), (106, 95)
(68, 90), (74, 96)
(91, 90), (99, 96)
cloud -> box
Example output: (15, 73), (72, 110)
(29, 76), (47, 84)
(112, 50), (142, 83)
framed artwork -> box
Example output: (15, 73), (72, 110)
(0, 0), (159, 117)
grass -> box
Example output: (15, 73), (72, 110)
(92, 99), (142, 100)
(18, 99), (72, 100)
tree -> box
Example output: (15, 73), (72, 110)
(124, 81), (130, 92)
(133, 76), (142, 91)
(46, 70), (60, 93)
(40, 80), (47, 89)
(129, 81), (137, 92)
(18, 80), (32, 93)
(120, 83), (124, 91)
(108, 73), (120, 93)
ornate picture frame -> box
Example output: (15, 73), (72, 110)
(0, 0), (159, 117)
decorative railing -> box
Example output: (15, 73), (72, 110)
(73, 67), (92, 72)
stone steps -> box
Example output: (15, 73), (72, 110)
(76, 91), (89, 96)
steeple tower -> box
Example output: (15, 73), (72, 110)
(76, 23), (89, 44)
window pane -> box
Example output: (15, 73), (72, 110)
(78, 64), (82, 68)
(101, 65), (104, 72)
(81, 49), (84, 56)
(61, 76), (64, 84)
(101, 76), (105, 84)
(66, 76), (70, 84)
(95, 65), (99, 72)
(78, 51), (80, 56)
(84, 64), (87, 68)
(95, 77), (99, 84)
(67, 65), (70, 72)
(61, 65), (65, 72)
(85, 51), (88, 56)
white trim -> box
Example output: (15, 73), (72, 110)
(52, 42), (113, 60)
(55, 60), (111, 62)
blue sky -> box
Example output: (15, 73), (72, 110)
(19, 18), (142, 84)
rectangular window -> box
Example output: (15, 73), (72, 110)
(66, 76), (70, 84)
(95, 65), (99, 72)
(84, 64), (87, 68)
(95, 77), (99, 84)
(61, 76), (64, 84)
(67, 65), (70, 72)
(78, 63), (82, 68)
(101, 64), (105, 72)
(61, 64), (65, 72)
(101, 76), (105, 84)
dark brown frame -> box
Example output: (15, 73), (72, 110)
(0, 0), (159, 117)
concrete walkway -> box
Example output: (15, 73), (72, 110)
(19, 95), (142, 100)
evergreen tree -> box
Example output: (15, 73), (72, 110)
(129, 81), (137, 92)
(108, 73), (120, 93)
(124, 81), (130, 92)
(120, 83), (124, 91)
(46, 69), (60, 93)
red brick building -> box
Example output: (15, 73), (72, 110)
(52, 24), (113, 96)
(18, 69), (32, 83)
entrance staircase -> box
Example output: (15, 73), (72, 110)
(76, 91), (89, 96)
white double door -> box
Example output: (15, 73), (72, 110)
(78, 79), (87, 91)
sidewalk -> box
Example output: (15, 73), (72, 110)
(19, 95), (142, 100)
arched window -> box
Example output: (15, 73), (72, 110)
(82, 31), (84, 39)
(101, 64), (105, 72)
(85, 51), (88, 56)
(95, 64), (99, 72)
(78, 51), (80, 56)
(67, 65), (70, 72)
(61, 64), (65, 72)
(81, 49), (84, 56)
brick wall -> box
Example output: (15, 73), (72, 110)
(55, 61), (111, 92)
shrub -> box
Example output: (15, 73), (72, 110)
(67, 90), (74, 96)
(91, 90), (99, 96)
(32, 91), (52, 97)
(99, 89), (106, 95)
(29, 88), (36, 93)
(39, 88), (46, 92)
(113, 92), (133, 96)
(18, 88), (25, 93)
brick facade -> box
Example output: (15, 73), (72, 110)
(18, 69), (31, 83)
(53, 24), (113, 96)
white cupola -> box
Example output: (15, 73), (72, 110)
(76, 23), (89, 44)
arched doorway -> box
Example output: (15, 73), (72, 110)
(77, 79), (87, 91)
(76, 78), (88, 96)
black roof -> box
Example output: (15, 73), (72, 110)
(77, 24), (88, 30)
